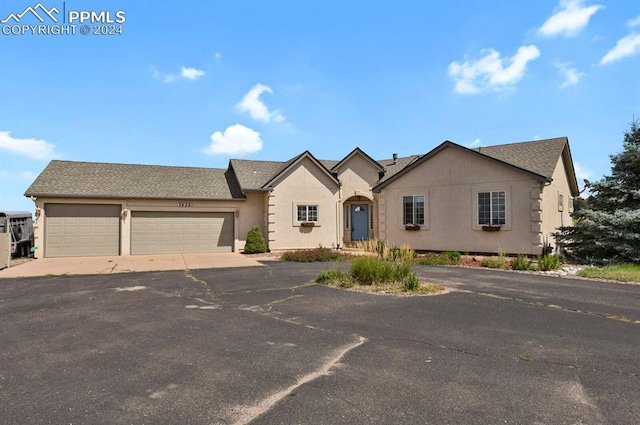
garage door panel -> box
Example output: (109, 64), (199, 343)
(131, 211), (234, 254)
(45, 204), (121, 257)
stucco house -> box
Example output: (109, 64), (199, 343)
(24, 137), (579, 258)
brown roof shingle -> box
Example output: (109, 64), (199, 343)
(25, 160), (243, 200)
(473, 137), (568, 180)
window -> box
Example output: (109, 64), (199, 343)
(478, 191), (505, 225)
(558, 194), (564, 212)
(345, 206), (350, 229)
(403, 195), (424, 225)
(297, 205), (318, 222)
(370, 205), (374, 230)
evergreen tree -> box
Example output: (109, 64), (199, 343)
(557, 120), (640, 263)
(243, 226), (268, 254)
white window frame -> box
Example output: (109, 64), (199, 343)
(472, 187), (511, 231)
(293, 203), (319, 226)
(402, 195), (425, 226)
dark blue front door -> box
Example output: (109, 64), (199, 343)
(351, 205), (369, 241)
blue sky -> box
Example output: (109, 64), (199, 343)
(1, 0), (639, 212)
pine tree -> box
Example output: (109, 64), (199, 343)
(557, 120), (640, 263)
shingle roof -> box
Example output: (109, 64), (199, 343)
(473, 137), (568, 180)
(25, 160), (243, 200)
(229, 159), (287, 191)
(26, 138), (577, 200)
(378, 155), (421, 183)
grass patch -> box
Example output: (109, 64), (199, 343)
(577, 263), (640, 283)
(315, 256), (445, 295)
(280, 247), (351, 262)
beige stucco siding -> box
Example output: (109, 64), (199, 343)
(541, 157), (575, 245)
(237, 192), (267, 250)
(335, 154), (379, 199)
(267, 157), (339, 249)
(378, 147), (544, 255)
(32, 197), (250, 257)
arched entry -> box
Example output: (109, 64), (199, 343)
(343, 194), (374, 243)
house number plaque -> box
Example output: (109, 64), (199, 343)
(177, 202), (192, 207)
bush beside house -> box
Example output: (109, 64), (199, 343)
(243, 226), (268, 254)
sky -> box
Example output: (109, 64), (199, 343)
(1, 0), (639, 212)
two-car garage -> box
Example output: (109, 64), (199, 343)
(44, 204), (234, 257)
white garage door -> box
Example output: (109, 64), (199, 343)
(45, 204), (121, 257)
(131, 211), (234, 255)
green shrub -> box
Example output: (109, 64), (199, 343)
(537, 254), (562, 271)
(350, 256), (412, 285)
(442, 251), (461, 263)
(403, 272), (420, 292)
(481, 255), (510, 269)
(315, 269), (352, 287)
(243, 226), (268, 254)
(281, 247), (349, 262)
(415, 252), (461, 266)
(511, 254), (531, 271)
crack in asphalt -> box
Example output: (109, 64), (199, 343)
(380, 336), (638, 377)
(229, 335), (367, 425)
(478, 292), (640, 324)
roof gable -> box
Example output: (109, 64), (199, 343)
(261, 151), (340, 189)
(373, 140), (554, 192)
(331, 148), (384, 173)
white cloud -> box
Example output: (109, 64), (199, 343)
(553, 62), (585, 87)
(204, 124), (263, 155)
(538, 0), (603, 38)
(600, 33), (640, 64)
(151, 65), (205, 83)
(627, 15), (640, 28)
(467, 139), (481, 148)
(215, 51), (222, 62)
(180, 66), (205, 80)
(0, 131), (56, 160)
(448, 45), (540, 94)
(236, 83), (286, 123)
(573, 161), (594, 192)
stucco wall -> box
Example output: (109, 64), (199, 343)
(378, 147), (544, 255)
(267, 157), (340, 249)
(335, 154), (379, 199)
(32, 197), (249, 257)
(541, 157), (575, 248)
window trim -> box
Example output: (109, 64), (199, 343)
(293, 203), (320, 226)
(401, 194), (426, 228)
(472, 187), (511, 231)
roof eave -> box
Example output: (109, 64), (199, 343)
(23, 193), (247, 201)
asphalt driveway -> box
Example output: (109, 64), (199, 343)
(1, 262), (638, 424)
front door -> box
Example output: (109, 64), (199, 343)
(351, 204), (369, 241)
